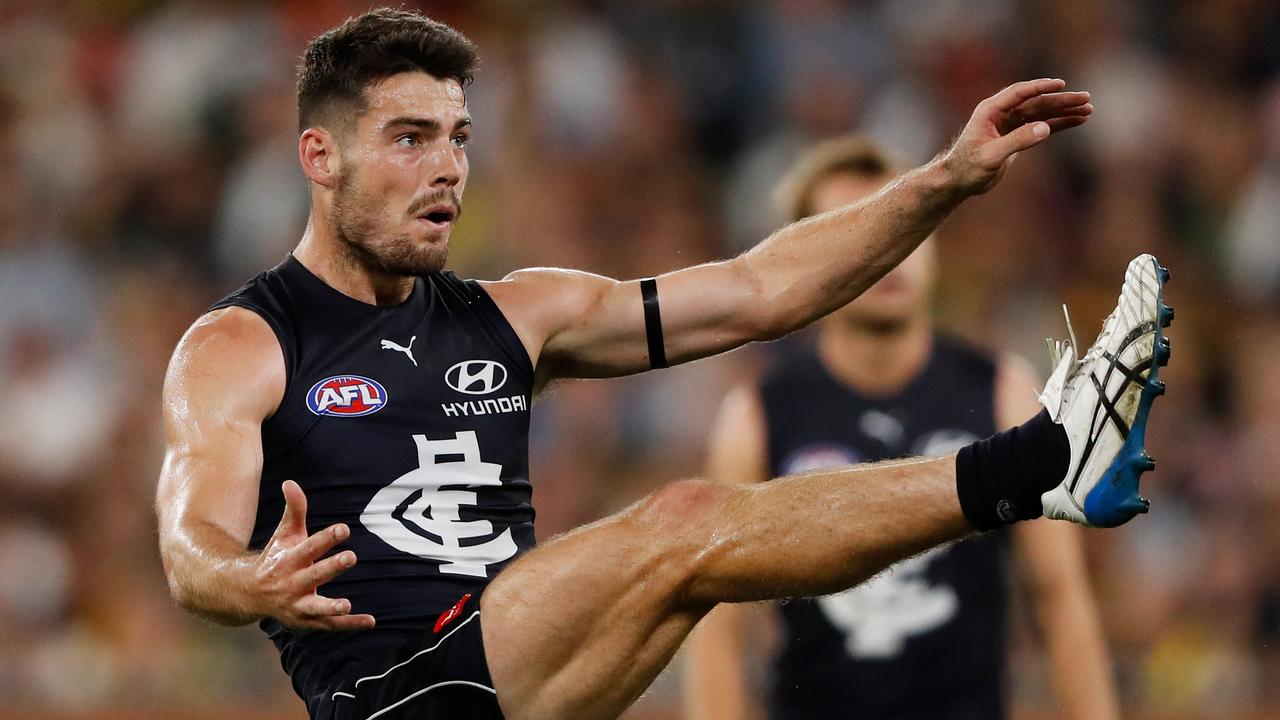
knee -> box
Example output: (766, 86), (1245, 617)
(624, 476), (737, 566)
(626, 479), (739, 608)
(628, 478), (735, 546)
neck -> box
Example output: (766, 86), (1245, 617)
(816, 312), (933, 397)
(294, 216), (416, 307)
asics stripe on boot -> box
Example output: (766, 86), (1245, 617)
(1038, 254), (1173, 527)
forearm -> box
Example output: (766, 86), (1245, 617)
(161, 522), (264, 626)
(738, 157), (964, 336)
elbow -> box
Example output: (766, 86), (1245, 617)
(159, 546), (196, 611)
(163, 566), (251, 627)
(158, 536), (208, 616)
(749, 310), (794, 342)
(156, 520), (259, 626)
(745, 296), (810, 343)
(730, 258), (796, 342)
(168, 580), (198, 615)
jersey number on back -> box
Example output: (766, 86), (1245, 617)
(360, 431), (519, 577)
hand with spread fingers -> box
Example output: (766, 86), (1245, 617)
(943, 78), (1093, 195)
(252, 480), (376, 631)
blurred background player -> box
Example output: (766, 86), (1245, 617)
(684, 135), (1120, 720)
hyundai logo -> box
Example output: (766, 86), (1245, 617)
(445, 360), (508, 395)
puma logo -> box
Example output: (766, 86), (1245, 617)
(380, 335), (418, 367)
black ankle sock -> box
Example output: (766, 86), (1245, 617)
(955, 409), (1070, 531)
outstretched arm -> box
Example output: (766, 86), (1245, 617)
(485, 79), (1092, 384)
(156, 308), (374, 630)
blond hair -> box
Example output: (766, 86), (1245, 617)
(776, 135), (903, 223)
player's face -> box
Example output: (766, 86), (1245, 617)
(809, 172), (937, 331)
(330, 72), (470, 276)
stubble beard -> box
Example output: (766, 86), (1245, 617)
(847, 313), (911, 336)
(836, 301), (919, 337)
(330, 167), (450, 277)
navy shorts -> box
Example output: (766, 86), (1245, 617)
(316, 607), (505, 720)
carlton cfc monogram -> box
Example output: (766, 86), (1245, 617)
(361, 431), (519, 578)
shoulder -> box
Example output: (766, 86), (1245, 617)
(478, 268), (622, 370)
(430, 270), (481, 296)
(993, 351), (1044, 429)
(480, 267), (617, 308)
(209, 264), (300, 354)
(707, 383), (769, 485)
(716, 383), (766, 430)
(172, 307), (282, 368)
(994, 351), (1041, 389)
(164, 307), (286, 423)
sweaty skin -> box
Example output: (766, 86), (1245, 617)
(156, 76), (1093, 720)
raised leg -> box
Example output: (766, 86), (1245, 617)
(480, 455), (971, 720)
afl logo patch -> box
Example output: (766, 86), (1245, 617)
(782, 444), (862, 475)
(306, 375), (388, 417)
(445, 360), (507, 395)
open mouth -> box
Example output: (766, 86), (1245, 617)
(417, 204), (457, 228)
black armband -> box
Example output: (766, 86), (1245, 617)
(640, 277), (668, 369)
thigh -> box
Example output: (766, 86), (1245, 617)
(481, 484), (720, 720)
(324, 599), (505, 720)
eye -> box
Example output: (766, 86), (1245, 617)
(396, 134), (419, 147)
(451, 132), (471, 148)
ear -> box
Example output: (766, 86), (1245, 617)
(299, 127), (340, 188)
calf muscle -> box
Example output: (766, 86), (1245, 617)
(688, 456), (971, 602)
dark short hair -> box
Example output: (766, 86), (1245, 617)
(777, 135), (902, 222)
(297, 8), (478, 134)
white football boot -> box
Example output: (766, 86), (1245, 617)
(1038, 254), (1173, 527)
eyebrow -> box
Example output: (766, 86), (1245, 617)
(381, 116), (472, 134)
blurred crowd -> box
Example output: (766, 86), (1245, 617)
(1, 0), (1278, 717)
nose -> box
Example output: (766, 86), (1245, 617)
(430, 144), (463, 188)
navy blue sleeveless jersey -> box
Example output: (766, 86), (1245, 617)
(210, 256), (534, 708)
(760, 337), (1009, 720)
